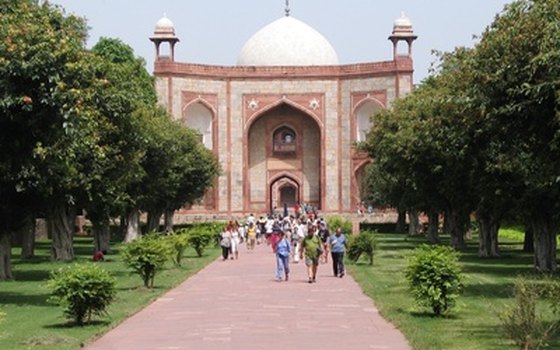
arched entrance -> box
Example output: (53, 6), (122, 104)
(246, 102), (321, 214)
(352, 161), (370, 210)
(270, 176), (300, 212)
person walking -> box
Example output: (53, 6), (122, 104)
(329, 228), (348, 277)
(292, 218), (306, 263)
(300, 224), (321, 283)
(274, 231), (291, 281)
(220, 228), (232, 261)
(246, 222), (257, 250)
(230, 225), (240, 260)
(317, 222), (330, 264)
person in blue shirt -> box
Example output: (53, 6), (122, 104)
(329, 228), (348, 278)
(275, 231), (291, 281)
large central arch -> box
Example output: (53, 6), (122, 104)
(245, 102), (322, 214)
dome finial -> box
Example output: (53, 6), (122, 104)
(285, 0), (290, 17)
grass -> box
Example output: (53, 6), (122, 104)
(0, 237), (220, 350)
(348, 228), (560, 350)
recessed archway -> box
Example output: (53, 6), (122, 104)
(246, 102), (322, 213)
(352, 161), (371, 211)
(355, 100), (383, 142)
(184, 102), (214, 150)
(270, 176), (300, 214)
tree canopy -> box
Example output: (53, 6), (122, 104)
(362, 0), (560, 270)
(0, 1), (220, 279)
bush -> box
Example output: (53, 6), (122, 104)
(347, 230), (377, 265)
(185, 228), (214, 257)
(121, 234), (171, 288)
(404, 245), (463, 316)
(499, 277), (560, 350)
(47, 264), (116, 326)
(166, 233), (189, 266)
(327, 216), (353, 234)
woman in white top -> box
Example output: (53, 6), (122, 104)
(230, 225), (240, 260)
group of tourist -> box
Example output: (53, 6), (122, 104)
(219, 213), (348, 284)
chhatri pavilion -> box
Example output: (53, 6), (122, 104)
(149, 4), (417, 219)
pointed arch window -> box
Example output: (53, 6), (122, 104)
(356, 101), (382, 142)
(273, 126), (297, 155)
(184, 102), (213, 150)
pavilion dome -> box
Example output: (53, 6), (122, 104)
(237, 16), (339, 67)
(153, 15), (176, 39)
(394, 13), (413, 27)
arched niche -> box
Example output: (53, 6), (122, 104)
(355, 100), (383, 142)
(272, 125), (297, 156)
(247, 103), (321, 212)
(184, 102), (214, 150)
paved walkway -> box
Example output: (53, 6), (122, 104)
(84, 242), (411, 350)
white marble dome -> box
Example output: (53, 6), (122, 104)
(237, 16), (339, 67)
(154, 15), (176, 37)
(394, 13), (412, 27)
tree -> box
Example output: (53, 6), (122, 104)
(128, 106), (220, 237)
(362, 67), (478, 249)
(84, 37), (156, 252)
(471, 0), (560, 270)
(0, 0), (104, 269)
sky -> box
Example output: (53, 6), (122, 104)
(50, 0), (513, 83)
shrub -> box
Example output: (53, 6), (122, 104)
(327, 216), (353, 234)
(121, 234), (171, 288)
(404, 245), (463, 316)
(347, 230), (377, 265)
(499, 277), (560, 350)
(166, 233), (189, 266)
(185, 228), (214, 257)
(47, 263), (116, 326)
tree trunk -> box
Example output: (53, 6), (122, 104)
(164, 209), (174, 233)
(48, 203), (75, 261)
(125, 209), (140, 242)
(0, 231), (13, 280)
(19, 213), (36, 259)
(92, 216), (111, 254)
(477, 211), (500, 258)
(146, 210), (162, 234)
(447, 207), (468, 250)
(427, 211), (440, 244)
(442, 211), (452, 235)
(120, 214), (127, 239)
(395, 209), (406, 233)
(407, 209), (420, 236)
(523, 228), (534, 253)
(530, 216), (558, 272)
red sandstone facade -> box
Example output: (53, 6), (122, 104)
(151, 14), (416, 221)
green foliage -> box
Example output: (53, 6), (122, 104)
(326, 216), (352, 234)
(121, 234), (171, 288)
(498, 276), (560, 350)
(177, 227), (215, 258)
(405, 245), (463, 316)
(127, 106), (220, 220)
(0, 308), (5, 323)
(47, 263), (116, 326)
(165, 233), (189, 266)
(347, 230), (377, 265)
(1, 237), (220, 350)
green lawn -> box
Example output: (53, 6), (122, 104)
(0, 237), (219, 350)
(348, 230), (560, 350)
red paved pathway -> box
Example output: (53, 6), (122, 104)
(84, 242), (411, 350)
